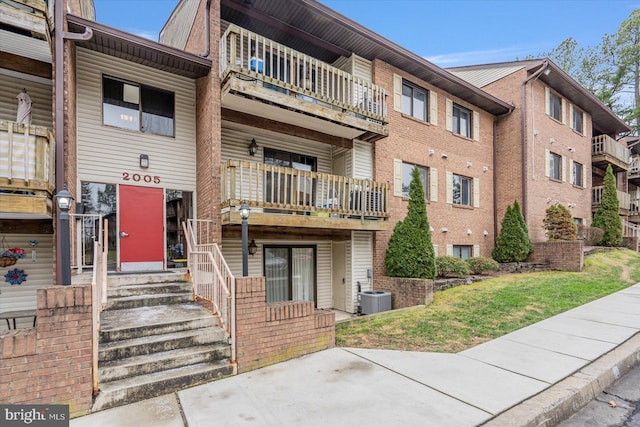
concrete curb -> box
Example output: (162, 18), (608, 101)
(482, 333), (640, 427)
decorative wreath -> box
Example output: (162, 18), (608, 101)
(5, 269), (27, 285)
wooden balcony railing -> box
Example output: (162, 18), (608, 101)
(220, 25), (388, 123)
(592, 135), (630, 169)
(0, 120), (54, 192)
(592, 185), (630, 211)
(221, 160), (389, 219)
(631, 156), (640, 174)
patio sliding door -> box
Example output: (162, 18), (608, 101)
(264, 245), (316, 304)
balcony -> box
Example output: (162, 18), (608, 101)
(0, 0), (48, 39)
(592, 135), (630, 172)
(592, 185), (630, 213)
(220, 160), (390, 231)
(219, 25), (388, 143)
(0, 120), (55, 218)
(629, 156), (640, 186)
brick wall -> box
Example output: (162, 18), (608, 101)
(375, 276), (434, 309)
(235, 277), (335, 373)
(0, 286), (93, 417)
(528, 240), (584, 272)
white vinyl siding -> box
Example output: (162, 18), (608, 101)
(0, 71), (52, 128)
(351, 231), (373, 312)
(344, 240), (354, 313)
(221, 239), (332, 309)
(76, 48), (197, 191)
(353, 140), (373, 180)
(0, 234), (53, 330)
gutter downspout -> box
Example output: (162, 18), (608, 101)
(54, 0), (93, 286)
(519, 59), (549, 222)
(200, 0), (212, 58)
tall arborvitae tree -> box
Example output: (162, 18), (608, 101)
(592, 165), (623, 246)
(512, 200), (533, 257)
(384, 166), (436, 279)
(543, 204), (578, 240)
(492, 203), (531, 263)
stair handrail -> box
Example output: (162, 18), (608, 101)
(183, 219), (236, 363)
(91, 218), (108, 396)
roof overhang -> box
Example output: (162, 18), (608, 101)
(220, 0), (512, 116)
(66, 14), (212, 79)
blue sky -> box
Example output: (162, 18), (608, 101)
(93, 0), (638, 67)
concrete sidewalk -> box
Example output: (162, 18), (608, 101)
(71, 283), (640, 427)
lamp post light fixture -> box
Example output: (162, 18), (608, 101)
(239, 203), (251, 276)
(55, 185), (74, 286)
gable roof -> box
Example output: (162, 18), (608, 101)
(449, 59), (630, 135)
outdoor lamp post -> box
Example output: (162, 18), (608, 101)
(239, 203), (251, 277)
(55, 185), (74, 286)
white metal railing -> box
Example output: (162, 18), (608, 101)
(70, 214), (104, 273)
(0, 120), (54, 191)
(91, 219), (108, 396)
(592, 135), (630, 167)
(630, 155), (640, 175)
(623, 219), (640, 238)
(221, 159), (390, 219)
(220, 24), (387, 122)
(592, 186), (631, 211)
(184, 219), (236, 363)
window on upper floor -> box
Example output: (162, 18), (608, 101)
(548, 151), (562, 181)
(572, 161), (584, 187)
(452, 173), (472, 206)
(402, 80), (428, 121)
(452, 103), (472, 138)
(548, 91), (562, 122)
(103, 75), (175, 137)
(402, 162), (428, 198)
(572, 108), (584, 134)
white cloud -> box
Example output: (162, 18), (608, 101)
(131, 30), (158, 41)
(426, 45), (545, 68)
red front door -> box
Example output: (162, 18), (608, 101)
(119, 185), (164, 271)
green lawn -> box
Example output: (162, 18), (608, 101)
(336, 250), (640, 353)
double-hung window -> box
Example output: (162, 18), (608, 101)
(402, 162), (428, 198)
(452, 103), (472, 138)
(103, 76), (175, 137)
(549, 91), (562, 122)
(572, 108), (583, 133)
(548, 152), (562, 181)
(402, 81), (428, 121)
(452, 174), (472, 206)
(572, 161), (583, 186)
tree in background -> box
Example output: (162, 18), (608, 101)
(492, 202), (532, 263)
(592, 165), (623, 246)
(384, 166), (436, 279)
(543, 204), (577, 241)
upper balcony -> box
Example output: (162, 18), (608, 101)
(220, 160), (390, 231)
(592, 135), (630, 173)
(219, 25), (389, 143)
(629, 155), (640, 186)
(0, 0), (48, 39)
(0, 120), (55, 218)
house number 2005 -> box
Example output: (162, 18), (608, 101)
(122, 172), (161, 184)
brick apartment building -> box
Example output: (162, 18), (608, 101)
(0, 0), (631, 414)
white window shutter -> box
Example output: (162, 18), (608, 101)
(393, 158), (403, 196)
(583, 113), (589, 136)
(473, 245), (480, 257)
(446, 244), (453, 256)
(569, 104), (574, 130)
(562, 155), (566, 182)
(545, 149), (550, 177)
(473, 110), (480, 141)
(473, 177), (480, 208)
(545, 87), (550, 115)
(445, 98), (453, 131)
(429, 91), (438, 125)
(561, 98), (567, 124)
(446, 171), (453, 204)
(433, 244), (438, 256)
(430, 167), (438, 202)
(569, 159), (574, 184)
(393, 74), (402, 112)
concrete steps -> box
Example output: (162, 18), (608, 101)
(93, 277), (234, 412)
